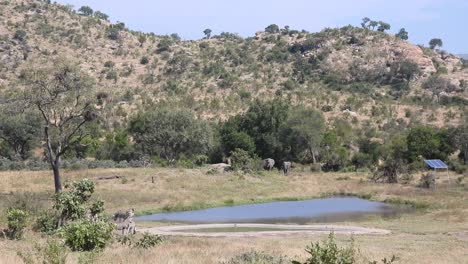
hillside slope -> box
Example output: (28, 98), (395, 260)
(0, 0), (466, 128)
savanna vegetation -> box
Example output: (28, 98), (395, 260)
(0, 0), (467, 263)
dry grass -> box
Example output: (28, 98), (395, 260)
(0, 167), (467, 263)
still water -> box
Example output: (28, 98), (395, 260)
(136, 197), (406, 224)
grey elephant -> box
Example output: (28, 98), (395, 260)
(282, 161), (292, 175)
(262, 158), (275, 170)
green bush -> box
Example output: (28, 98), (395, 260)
(140, 56), (150, 65)
(223, 250), (290, 264)
(6, 208), (28, 240)
(61, 220), (114, 251)
(134, 233), (163, 249)
(14, 29), (27, 41)
(35, 211), (60, 234)
(230, 148), (258, 173)
(292, 233), (355, 264)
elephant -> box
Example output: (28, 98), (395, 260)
(262, 158), (275, 170)
(282, 161), (292, 175)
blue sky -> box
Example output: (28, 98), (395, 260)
(56, 0), (468, 54)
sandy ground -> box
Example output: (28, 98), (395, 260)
(138, 223), (391, 237)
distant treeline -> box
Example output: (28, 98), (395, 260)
(1, 98), (466, 177)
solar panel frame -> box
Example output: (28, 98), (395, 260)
(424, 159), (448, 169)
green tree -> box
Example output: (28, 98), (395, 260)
(281, 107), (325, 163)
(361, 17), (371, 29)
(373, 134), (408, 183)
(377, 21), (391, 32)
(239, 99), (289, 160)
(129, 108), (213, 160)
(265, 24), (280, 33)
(78, 6), (93, 16)
(406, 126), (455, 162)
(220, 117), (256, 155)
(203, 28), (212, 39)
(96, 130), (135, 162)
(369, 21), (379, 30)
(94, 11), (109, 20)
(61, 120), (102, 160)
(453, 120), (468, 164)
(395, 28), (408, 40)
(429, 38), (443, 49)
(20, 60), (98, 193)
(0, 112), (41, 160)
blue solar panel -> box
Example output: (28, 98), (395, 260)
(424, 159), (448, 169)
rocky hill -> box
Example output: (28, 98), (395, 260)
(0, 0), (466, 129)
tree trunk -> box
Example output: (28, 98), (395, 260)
(309, 147), (317, 164)
(52, 158), (62, 193)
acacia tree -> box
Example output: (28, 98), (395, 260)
(281, 107), (325, 163)
(395, 28), (409, 40)
(78, 6), (93, 16)
(203, 28), (212, 39)
(265, 24), (280, 33)
(20, 60), (97, 193)
(377, 21), (390, 32)
(429, 38), (443, 49)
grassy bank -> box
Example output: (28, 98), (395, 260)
(0, 167), (467, 263)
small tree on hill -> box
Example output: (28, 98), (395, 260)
(395, 28), (408, 40)
(20, 59), (98, 193)
(78, 6), (93, 16)
(361, 17), (371, 29)
(265, 24), (280, 34)
(429, 38), (443, 49)
(369, 21), (379, 30)
(203, 28), (212, 39)
(377, 21), (391, 32)
(94, 11), (109, 21)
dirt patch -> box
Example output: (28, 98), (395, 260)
(138, 223), (391, 237)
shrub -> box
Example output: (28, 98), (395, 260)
(230, 148), (258, 173)
(224, 250), (290, 264)
(14, 29), (27, 41)
(140, 56), (149, 65)
(61, 220), (114, 251)
(419, 172), (435, 189)
(6, 208), (28, 239)
(292, 233), (355, 264)
(194, 154), (209, 166)
(35, 211), (60, 234)
(134, 233), (163, 249)
(104, 61), (115, 68)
